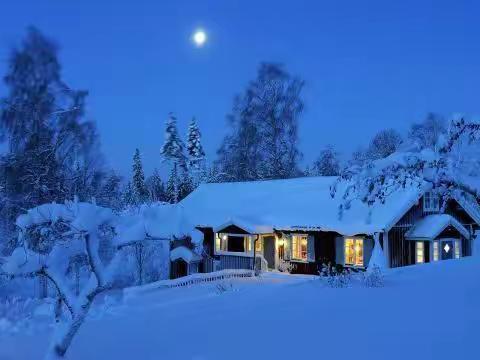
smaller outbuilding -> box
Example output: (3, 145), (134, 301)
(170, 246), (202, 279)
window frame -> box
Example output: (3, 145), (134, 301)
(423, 192), (440, 212)
(433, 241), (439, 261)
(344, 237), (364, 267)
(291, 234), (308, 261)
(416, 241), (425, 264)
(455, 239), (461, 259)
(215, 233), (254, 256)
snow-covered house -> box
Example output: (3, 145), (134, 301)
(179, 176), (480, 274)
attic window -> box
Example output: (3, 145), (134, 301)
(423, 192), (440, 212)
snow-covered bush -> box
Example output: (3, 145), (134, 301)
(320, 263), (352, 288)
(0, 200), (128, 359)
(0, 296), (55, 335)
(278, 259), (296, 273)
(362, 265), (384, 288)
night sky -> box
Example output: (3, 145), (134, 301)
(0, 0), (478, 177)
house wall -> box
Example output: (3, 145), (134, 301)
(389, 196), (476, 267)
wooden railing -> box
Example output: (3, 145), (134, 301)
(217, 255), (254, 271)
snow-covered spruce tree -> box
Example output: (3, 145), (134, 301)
(165, 165), (179, 204)
(216, 63), (304, 181)
(96, 171), (123, 210)
(186, 117), (206, 172)
(145, 168), (166, 202)
(312, 145), (341, 176)
(0, 201), (127, 359)
(178, 167), (195, 201)
(160, 113), (186, 203)
(132, 148), (149, 204)
(331, 118), (480, 217)
(122, 182), (136, 207)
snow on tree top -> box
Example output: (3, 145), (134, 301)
(115, 203), (200, 246)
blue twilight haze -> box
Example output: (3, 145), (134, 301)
(0, 0), (478, 176)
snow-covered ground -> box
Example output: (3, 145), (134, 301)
(1, 258), (479, 360)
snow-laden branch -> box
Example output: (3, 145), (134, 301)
(332, 118), (480, 212)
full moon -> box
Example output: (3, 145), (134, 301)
(192, 29), (207, 47)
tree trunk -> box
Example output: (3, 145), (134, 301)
(46, 299), (93, 359)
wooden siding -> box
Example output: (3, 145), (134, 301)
(216, 225), (251, 235)
(314, 232), (336, 264)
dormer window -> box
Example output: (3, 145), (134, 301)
(423, 192), (440, 212)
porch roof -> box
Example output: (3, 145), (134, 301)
(213, 218), (273, 234)
(170, 246), (202, 263)
(405, 214), (470, 241)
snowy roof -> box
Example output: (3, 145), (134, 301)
(170, 246), (202, 263)
(213, 219), (273, 234)
(405, 214), (470, 240)
(452, 191), (480, 225)
(180, 176), (429, 236)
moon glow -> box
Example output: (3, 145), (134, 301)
(192, 29), (207, 47)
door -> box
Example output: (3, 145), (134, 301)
(263, 236), (276, 269)
(441, 240), (454, 260)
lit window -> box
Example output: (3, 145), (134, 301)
(423, 192), (440, 212)
(416, 242), (424, 263)
(255, 237), (263, 253)
(455, 240), (461, 259)
(433, 241), (439, 261)
(344, 238), (364, 266)
(292, 234), (308, 261)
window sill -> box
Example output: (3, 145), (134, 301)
(290, 259), (309, 263)
(343, 264), (365, 269)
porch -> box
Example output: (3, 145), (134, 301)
(405, 214), (469, 264)
(204, 221), (376, 274)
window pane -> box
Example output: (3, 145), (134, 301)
(345, 239), (355, 265)
(227, 235), (245, 252)
(301, 236), (307, 260)
(292, 236), (298, 259)
(433, 241), (439, 261)
(355, 239), (363, 266)
(256, 237), (262, 252)
(416, 242), (424, 263)
(455, 240), (461, 259)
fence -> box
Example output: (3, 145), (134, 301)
(124, 269), (254, 296)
